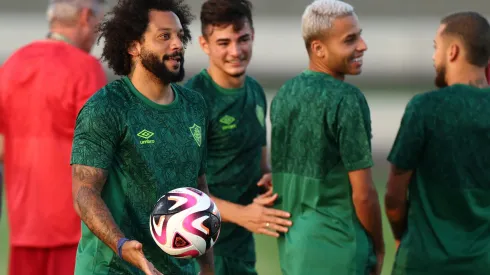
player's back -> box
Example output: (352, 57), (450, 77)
(0, 40), (106, 247)
(271, 70), (375, 275)
(392, 84), (490, 275)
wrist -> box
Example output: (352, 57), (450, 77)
(116, 237), (129, 258)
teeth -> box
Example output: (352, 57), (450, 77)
(353, 58), (362, 62)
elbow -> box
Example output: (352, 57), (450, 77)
(384, 192), (405, 219)
(352, 185), (379, 206)
(72, 186), (81, 217)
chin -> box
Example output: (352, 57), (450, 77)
(225, 67), (247, 78)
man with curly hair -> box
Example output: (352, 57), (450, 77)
(185, 0), (291, 274)
(70, 0), (214, 274)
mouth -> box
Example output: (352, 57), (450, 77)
(351, 56), (363, 66)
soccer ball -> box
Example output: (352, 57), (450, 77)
(149, 187), (221, 259)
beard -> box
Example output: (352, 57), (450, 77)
(434, 64), (448, 88)
(140, 47), (185, 84)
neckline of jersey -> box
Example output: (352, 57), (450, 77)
(452, 83), (490, 92)
(122, 76), (180, 111)
(201, 69), (246, 95)
(302, 69), (336, 79)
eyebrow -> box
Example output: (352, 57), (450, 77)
(215, 34), (250, 43)
(157, 28), (183, 33)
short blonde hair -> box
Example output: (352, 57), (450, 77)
(302, 0), (354, 50)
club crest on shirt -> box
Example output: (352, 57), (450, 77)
(189, 123), (202, 147)
(256, 105), (265, 128)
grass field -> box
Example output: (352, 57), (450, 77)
(0, 90), (412, 275)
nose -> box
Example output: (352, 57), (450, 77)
(357, 37), (368, 52)
(229, 43), (242, 57)
(171, 36), (184, 51)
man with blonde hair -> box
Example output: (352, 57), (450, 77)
(0, 0), (106, 274)
(270, 0), (384, 274)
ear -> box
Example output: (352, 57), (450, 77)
(310, 40), (325, 58)
(448, 43), (460, 62)
(128, 40), (141, 57)
(78, 8), (92, 26)
(199, 36), (210, 55)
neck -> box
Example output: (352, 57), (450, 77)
(129, 65), (174, 105)
(207, 65), (246, 89)
(48, 25), (82, 48)
(308, 58), (344, 81)
(447, 64), (488, 88)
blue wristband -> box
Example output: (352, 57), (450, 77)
(117, 238), (129, 258)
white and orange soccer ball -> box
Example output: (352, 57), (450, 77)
(149, 187), (221, 259)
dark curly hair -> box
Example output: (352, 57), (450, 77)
(97, 0), (194, 76)
(200, 0), (253, 38)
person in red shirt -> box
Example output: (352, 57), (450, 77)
(0, 0), (107, 274)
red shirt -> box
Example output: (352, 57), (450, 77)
(0, 40), (106, 247)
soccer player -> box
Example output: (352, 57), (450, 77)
(0, 0), (106, 274)
(70, 0), (214, 274)
(385, 11), (490, 275)
(270, 1), (385, 275)
(185, 0), (292, 274)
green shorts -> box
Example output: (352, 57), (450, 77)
(195, 255), (257, 275)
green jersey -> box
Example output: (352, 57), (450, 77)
(271, 70), (376, 275)
(71, 77), (207, 275)
(388, 84), (490, 275)
(185, 69), (267, 261)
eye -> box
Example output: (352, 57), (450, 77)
(160, 33), (170, 40)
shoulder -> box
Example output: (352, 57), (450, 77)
(79, 79), (128, 117)
(174, 84), (207, 109)
(184, 71), (208, 93)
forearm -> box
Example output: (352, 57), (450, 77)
(196, 247), (214, 273)
(385, 198), (408, 241)
(209, 195), (243, 223)
(76, 186), (125, 252)
(353, 191), (385, 253)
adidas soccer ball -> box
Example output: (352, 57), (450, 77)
(149, 187), (221, 259)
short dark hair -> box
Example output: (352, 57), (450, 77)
(200, 0), (253, 38)
(441, 11), (490, 67)
(98, 0), (194, 76)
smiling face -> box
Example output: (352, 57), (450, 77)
(310, 14), (367, 78)
(134, 10), (186, 83)
(199, 19), (254, 78)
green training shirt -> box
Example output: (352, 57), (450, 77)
(271, 70), (376, 275)
(71, 77), (207, 275)
(388, 84), (490, 275)
(185, 69), (267, 261)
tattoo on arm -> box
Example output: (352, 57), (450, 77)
(73, 164), (124, 252)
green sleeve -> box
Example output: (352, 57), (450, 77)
(337, 90), (374, 171)
(259, 86), (268, 146)
(387, 95), (425, 170)
(71, 98), (120, 169)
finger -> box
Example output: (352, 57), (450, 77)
(266, 216), (293, 227)
(268, 223), (289, 233)
(257, 227), (280, 237)
(254, 193), (277, 205)
(256, 188), (274, 198)
(265, 208), (291, 218)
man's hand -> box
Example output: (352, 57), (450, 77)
(237, 203), (292, 237)
(253, 186), (277, 207)
(257, 173), (272, 191)
(121, 240), (163, 275)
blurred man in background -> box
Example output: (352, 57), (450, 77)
(486, 63), (489, 83)
(0, 0), (106, 274)
(386, 11), (490, 275)
(270, 1), (384, 275)
(185, 0), (292, 274)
